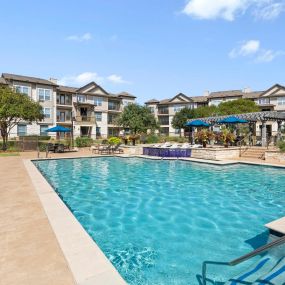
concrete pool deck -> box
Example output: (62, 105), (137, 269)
(1, 150), (285, 284)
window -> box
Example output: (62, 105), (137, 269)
(77, 95), (86, 103)
(175, 129), (180, 134)
(210, 100), (222, 106)
(43, 108), (51, 119)
(158, 116), (169, 125)
(108, 101), (120, 111)
(96, 127), (101, 137)
(148, 107), (155, 113)
(17, 124), (27, 136)
(94, 97), (103, 106)
(108, 113), (119, 124)
(15, 85), (30, 95)
(174, 105), (184, 112)
(158, 106), (169, 114)
(57, 94), (72, 105)
(259, 98), (270, 105)
(277, 97), (285, 105)
(40, 125), (49, 136)
(95, 112), (102, 122)
(38, 88), (51, 101)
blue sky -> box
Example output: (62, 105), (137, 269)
(1, 0), (285, 103)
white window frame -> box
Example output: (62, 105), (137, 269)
(174, 105), (184, 112)
(210, 100), (222, 106)
(14, 85), (30, 95)
(77, 95), (86, 103)
(95, 112), (102, 122)
(38, 88), (51, 102)
(258, 98), (270, 105)
(94, 97), (103, 106)
(43, 108), (51, 119)
(277, 97), (285, 105)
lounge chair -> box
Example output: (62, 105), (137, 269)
(91, 144), (100, 154)
(98, 144), (112, 154)
(112, 143), (124, 154)
(47, 143), (55, 152)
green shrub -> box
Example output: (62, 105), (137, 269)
(0, 141), (18, 151)
(108, 137), (121, 145)
(277, 141), (285, 152)
(75, 136), (93, 147)
(145, 134), (160, 144)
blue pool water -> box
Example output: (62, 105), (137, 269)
(34, 157), (285, 284)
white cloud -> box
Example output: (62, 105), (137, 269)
(58, 72), (130, 86)
(229, 40), (260, 58)
(66, 33), (92, 42)
(182, 0), (285, 21)
(254, 2), (285, 19)
(229, 40), (284, 62)
(58, 72), (103, 86)
(256, 50), (285, 62)
(107, 74), (131, 84)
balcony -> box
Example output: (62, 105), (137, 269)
(75, 116), (95, 124)
(108, 101), (121, 111)
(158, 108), (169, 115)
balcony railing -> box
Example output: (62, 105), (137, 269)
(158, 109), (169, 115)
(75, 116), (95, 123)
(108, 105), (121, 111)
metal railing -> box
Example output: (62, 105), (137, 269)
(202, 235), (285, 285)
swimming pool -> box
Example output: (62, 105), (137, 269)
(34, 157), (285, 284)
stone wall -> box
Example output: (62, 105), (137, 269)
(191, 147), (240, 160)
(265, 151), (285, 162)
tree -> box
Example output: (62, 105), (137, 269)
(218, 98), (260, 115)
(0, 86), (44, 150)
(117, 103), (159, 134)
(192, 105), (219, 118)
(171, 107), (195, 137)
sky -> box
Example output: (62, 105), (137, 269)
(0, 0), (285, 103)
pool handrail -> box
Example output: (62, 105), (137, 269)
(202, 235), (285, 285)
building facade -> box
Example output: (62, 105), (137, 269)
(145, 85), (285, 137)
(0, 73), (136, 139)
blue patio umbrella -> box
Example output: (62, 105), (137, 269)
(217, 116), (248, 124)
(45, 125), (71, 132)
(185, 119), (210, 127)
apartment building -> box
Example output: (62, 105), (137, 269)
(0, 73), (136, 139)
(145, 84), (285, 137)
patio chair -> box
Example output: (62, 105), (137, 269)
(98, 144), (112, 154)
(91, 144), (100, 154)
(47, 143), (55, 152)
(57, 144), (65, 153)
(112, 143), (124, 154)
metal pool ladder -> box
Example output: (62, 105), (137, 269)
(202, 235), (285, 285)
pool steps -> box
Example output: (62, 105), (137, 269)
(202, 235), (285, 285)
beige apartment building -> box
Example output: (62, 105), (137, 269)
(0, 73), (136, 139)
(145, 84), (285, 137)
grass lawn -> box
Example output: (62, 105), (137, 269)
(0, 152), (20, 157)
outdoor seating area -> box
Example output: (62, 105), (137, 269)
(46, 143), (70, 153)
(91, 143), (124, 155)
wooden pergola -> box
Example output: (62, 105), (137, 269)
(187, 111), (285, 147)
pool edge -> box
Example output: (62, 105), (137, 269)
(23, 159), (128, 285)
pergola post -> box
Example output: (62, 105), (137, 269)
(277, 120), (282, 143)
(261, 121), (267, 147)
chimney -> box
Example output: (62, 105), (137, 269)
(204, 90), (210, 97)
(49, 78), (58, 85)
(243, 87), (251, 93)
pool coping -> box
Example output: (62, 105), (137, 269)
(23, 159), (127, 285)
(24, 155), (285, 285)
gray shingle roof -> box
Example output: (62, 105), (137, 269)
(2, 73), (58, 86)
(242, 91), (263, 99)
(145, 99), (160, 104)
(117, 91), (136, 98)
(190, 96), (208, 103)
(57, 85), (78, 93)
(209, 90), (243, 98)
